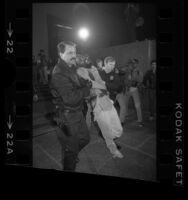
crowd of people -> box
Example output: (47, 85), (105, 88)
(73, 53), (156, 126)
(33, 50), (56, 87)
(33, 50), (57, 101)
(36, 41), (156, 171)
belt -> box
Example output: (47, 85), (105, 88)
(55, 106), (82, 114)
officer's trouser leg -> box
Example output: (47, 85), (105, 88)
(57, 111), (90, 171)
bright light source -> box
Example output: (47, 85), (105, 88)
(78, 27), (89, 40)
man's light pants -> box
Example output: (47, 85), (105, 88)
(116, 87), (143, 123)
(93, 97), (123, 155)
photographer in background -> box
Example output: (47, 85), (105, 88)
(123, 58), (144, 127)
(143, 60), (156, 121)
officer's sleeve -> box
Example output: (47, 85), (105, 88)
(52, 73), (91, 108)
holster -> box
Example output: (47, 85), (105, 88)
(54, 107), (73, 137)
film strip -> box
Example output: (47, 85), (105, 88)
(157, 3), (184, 187)
(3, 0), (184, 187)
(4, 2), (32, 167)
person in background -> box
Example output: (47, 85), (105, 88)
(33, 86), (39, 102)
(143, 60), (156, 120)
(114, 66), (127, 126)
(37, 52), (46, 85)
(96, 58), (104, 72)
(43, 59), (50, 84)
(76, 54), (85, 67)
(50, 41), (92, 171)
(123, 58), (144, 127)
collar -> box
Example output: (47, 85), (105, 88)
(58, 59), (76, 73)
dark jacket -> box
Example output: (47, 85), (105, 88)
(99, 69), (124, 100)
(50, 59), (91, 112)
(143, 69), (156, 89)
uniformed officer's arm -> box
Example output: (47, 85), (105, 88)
(52, 73), (91, 108)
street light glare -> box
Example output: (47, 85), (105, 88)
(78, 27), (89, 40)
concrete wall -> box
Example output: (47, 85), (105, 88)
(32, 3), (137, 58)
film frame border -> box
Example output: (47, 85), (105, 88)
(3, 0), (184, 188)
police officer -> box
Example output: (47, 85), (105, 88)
(99, 56), (124, 113)
(98, 56), (124, 149)
(50, 41), (92, 171)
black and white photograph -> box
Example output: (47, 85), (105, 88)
(32, 3), (157, 181)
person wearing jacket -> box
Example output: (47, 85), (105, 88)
(99, 56), (124, 104)
(50, 41), (92, 171)
(98, 57), (125, 122)
(143, 60), (156, 120)
(123, 59), (144, 127)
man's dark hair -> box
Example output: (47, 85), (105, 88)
(151, 60), (156, 65)
(57, 41), (76, 55)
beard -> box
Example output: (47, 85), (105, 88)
(67, 58), (76, 66)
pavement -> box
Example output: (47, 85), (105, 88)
(33, 100), (156, 182)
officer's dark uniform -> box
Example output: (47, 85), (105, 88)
(50, 59), (91, 171)
(99, 68), (124, 112)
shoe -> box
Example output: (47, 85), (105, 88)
(112, 150), (124, 158)
(114, 138), (121, 150)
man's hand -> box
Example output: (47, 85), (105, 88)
(91, 80), (106, 90)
